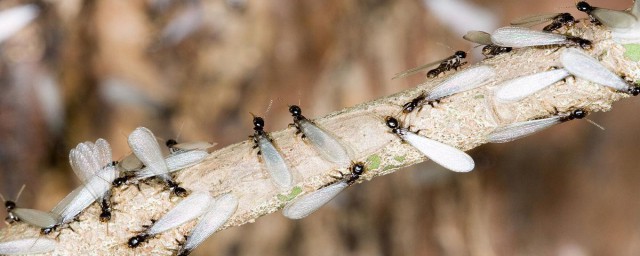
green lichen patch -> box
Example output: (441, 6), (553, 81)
(623, 44), (640, 61)
(277, 186), (303, 201)
(393, 155), (406, 163)
(366, 154), (381, 170)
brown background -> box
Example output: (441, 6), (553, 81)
(1, 0), (638, 255)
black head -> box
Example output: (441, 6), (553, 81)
(578, 39), (592, 49)
(557, 13), (575, 24)
(177, 248), (191, 256)
(288, 105), (302, 117)
(351, 162), (365, 176)
(41, 226), (56, 235)
(174, 187), (188, 197)
(576, 1), (594, 13)
(112, 176), (128, 187)
(4, 200), (16, 211)
(454, 51), (467, 58)
(402, 101), (416, 113)
(166, 139), (178, 148)
(128, 234), (150, 248)
(252, 116), (265, 131)
(628, 86), (640, 96)
(426, 69), (440, 78)
(570, 109), (587, 120)
(99, 211), (111, 222)
(385, 116), (399, 129)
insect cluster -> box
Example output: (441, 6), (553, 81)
(1, 0), (639, 255)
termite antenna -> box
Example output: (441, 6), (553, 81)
(585, 118), (606, 130)
(15, 184), (26, 203)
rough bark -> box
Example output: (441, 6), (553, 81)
(1, 24), (638, 255)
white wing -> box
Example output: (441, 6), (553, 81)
(495, 69), (570, 102)
(51, 185), (83, 220)
(300, 120), (351, 167)
(592, 8), (637, 28)
(633, 0), (640, 18)
(148, 191), (213, 235)
(283, 181), (348, 220)
(69, 142), (100, 183)
(171, 141), (216, 153)
(94, 138), (113, 168)
(182, 193), (238, 252)
(561, 48), (630, 91)
(12, 208), (57, 228)
(0, 238), (57, 255)
(128, 127), (170, 180)
(402, 131), (475, 172)
(136, 150), (208, 179)
(57, 166), (118, 224)
(491, 26), (568, 48)
(487, 116), (563, 143)
(118, 153), (143, 172)
(425, 65), (495, 101)
(258, 137), (292, 190)
(463, 31), (493, 45)
(0, 4), (39, 44)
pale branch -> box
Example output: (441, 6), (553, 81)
(1, 24), (638, 255)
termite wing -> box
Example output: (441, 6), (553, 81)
(392, 51), (467, 79)
(128, 191), (213, 248)
(462, 30), (512, 58)
(177, 193), (239, 256)
(0, 4), (39, 44)
(289, 105), (352, 167)
(0, 238), (57, 255)
(576, 1), (638, 28)
(560, 48), (639, 95)
(463, 31), (512, 58)
(494, 68), (571, 102)
(166, 139), (216, 154)
(490, 26), (592, 49)
(487, 109), (587, 143)
(128, 127), (192, 196)
(1, 185), (57, 229)
(510, 13), (575, 32)
(250, 116), (293, 190)
(401, 65), (496, 114)
(282, 162), (365, 220)
(134, 150), (209, 179)
(385, 117), (475, 172)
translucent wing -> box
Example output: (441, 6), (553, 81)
(425, 65), (495, 101)
(12, 208), (57, 228)
(487, 116), (563, 143)
(182, 193), (238, 253)
(633, 0), (640, 17)
(510, 13), (562, 27)
(136, 150), (209, 179)
(118, 153), (143, 172)
(463, 30), (493, 45)
(57, 167), (118, 224)
(282, 181), (348, 220)
(51, 185), (83, 220)
(69, 142), (101, 183)
(128, 127), (170, 180)
(299, 120), (351, 167)
(94, 138), (113, 168)
(392, 59), (444, 79)
(561, 48), (630, 91)
(0, 238), (57, 255)
(171, 141), (216, 153)
(495, 69), (570, 102)
(591, 8), (637, 28)
(491, 26), (568, 47)
(402, 131), (475, 172)
(0, 4), (39, 44)
(147, 191), (213, 235)
(257, 137), (293, 190)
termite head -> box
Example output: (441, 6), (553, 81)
(166, 139), (178, 148)
(385, 116), (402, 135)
(557, 13), (575, 25)
(351, 162), (365, 176)
(252, 116), (265, 132)
(570, 109), (587, 120)
(576, 1), (594, 13)
(628, 86), (640, 96)
(128, 234), (151, 248)
(4, 200), (16, 211)
(288, 105), (302, 117)
(454, 51), (467, 59)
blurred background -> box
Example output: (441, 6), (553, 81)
(0, 0), (638, 255)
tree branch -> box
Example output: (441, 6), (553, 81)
(1, 24), (638, 255)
